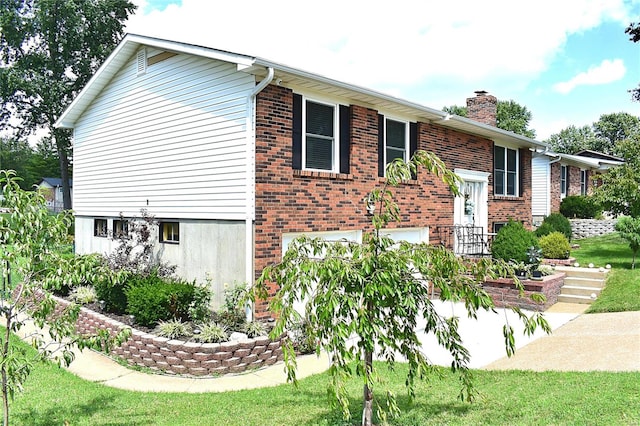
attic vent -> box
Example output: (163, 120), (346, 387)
(136, 48), (147, 75)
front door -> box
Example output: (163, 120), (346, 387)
(453, 169), (490, 254)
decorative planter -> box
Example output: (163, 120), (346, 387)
(50, 295), (285, 377)
(482, 272), (566, 311)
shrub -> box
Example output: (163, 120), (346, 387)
(539, 212), (572, 241)
(193, 322), (228, 343)
(539, 232), (571, 259)
(125, 277), (198, 327)
(155, 319), (193, 339)
(560, 195), (602, 219)
(213, 310), (246, 332)
(534, 222), (555, 238)
(243, 321), (267, 338)
(537, 265), (555, 276)
(491, 220), (538, 263)
(288, 317), (317, 355)
(69, 285), (97, 304)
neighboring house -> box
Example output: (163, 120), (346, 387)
(36, 177), (73, 212)
(55, 34), (547, 313)
(531, 151), (623, 225)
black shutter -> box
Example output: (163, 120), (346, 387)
(409, 122), (418, 179)
(519, 148), (524, 197)
(292, 93), (303, 170)
(339, 105), (351, 174)
(566, 165), (570, 194)
(378, 114), (385, 177)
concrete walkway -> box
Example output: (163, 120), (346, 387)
(18, 302), (640, 393)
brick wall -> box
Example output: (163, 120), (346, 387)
(52, 295), (284, 376)
(253, 84), (533, 316)
(483, 273), (565, 311)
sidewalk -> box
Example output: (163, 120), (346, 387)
(19, 302), (640, 393)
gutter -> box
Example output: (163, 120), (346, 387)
(244, 66), (274, 321)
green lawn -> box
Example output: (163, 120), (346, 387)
(7, 350), (639, 426)
(570, 233), (640, 313)
(2, 233), (639, 425)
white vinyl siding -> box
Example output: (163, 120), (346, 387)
(72, 48), (255, 220)
(531, 155), (550, 217)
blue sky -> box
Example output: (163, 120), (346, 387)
(127, 0), (640, 141)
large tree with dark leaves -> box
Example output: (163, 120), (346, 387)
(627, 22), (640, 102)
(0, 0), (136, 209)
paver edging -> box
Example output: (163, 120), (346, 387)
(51, 295), (284, 377)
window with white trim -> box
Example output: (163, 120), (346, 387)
(160, 222), (179, 244)
(94, 219), (107, 238)
(303, 99), (338, 171)
(580, 169), (587, 195)
(385, 118), (408, 168)
(494, 146), (518, 196)
(560, 165), (568, 197)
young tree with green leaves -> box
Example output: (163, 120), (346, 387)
(615, 216), (640, 269)
(251, 152), (550, 426)
(0, 0), (137, 210)
(0, 170), (129, 426)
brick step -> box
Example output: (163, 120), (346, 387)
(563, 276), (606, 289)
(560, 285), (602, 297)
(557, 294), (597, 304)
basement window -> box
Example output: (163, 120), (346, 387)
(160, 222), (179, 244)
(113, 219), (129, 239)
(94, 219), (108, 238)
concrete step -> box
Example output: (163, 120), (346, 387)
(557, 294), (598, 304)
(554, 266), (609, 280)
(563, 276), (606, 289)
(561, 285), (602, 297)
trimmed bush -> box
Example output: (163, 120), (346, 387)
(534, 222), (555, 238)
(539, 231), (571, 259)
(125, 277), (199, 327)
(560, 195), (602, 219)
(539, 212), (572, 241)
(491, 220), (538, 263)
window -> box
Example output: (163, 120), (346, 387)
(292, 94), (350, 174)
(385, 118), (408, 167)
(493, 222), (507, 233)
(560, 165), (568, 197)
(93, 219), (107, 237)
(113, 219), (129, 239)
(494, 146), (518, 196)
(160, 222), (179, 243)
(580, 170), (588, 195)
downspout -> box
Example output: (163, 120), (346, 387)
(245, 66), (274, 321)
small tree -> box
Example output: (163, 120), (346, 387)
(0, 170), (129, 426)
(251, 152), (550, 425)
(615, 216), (640, 269)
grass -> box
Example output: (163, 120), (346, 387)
(1, 233), (638, 424)
(570, 233), (640, 313)
(6, 347), (639, 426)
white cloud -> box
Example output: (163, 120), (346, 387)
(126, 0), (635, 92)
(553, 59), (627, 94)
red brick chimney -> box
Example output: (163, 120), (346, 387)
(466, 90), (497, 126)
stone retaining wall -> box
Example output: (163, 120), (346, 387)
(570, 219), (617, 240)
(482, 273), (565, 311)
(53, 295), (284, 376)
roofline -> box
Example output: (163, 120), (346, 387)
(56, 33), (548, 150)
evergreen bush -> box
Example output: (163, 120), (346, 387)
(539, 212), (572, 241)
(125, 277), (198, 327)
(491, 220), (538, 263)
(560, 195), (602, 219)
(538, 231), (571, 259)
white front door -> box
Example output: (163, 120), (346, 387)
(453, 169), (490, 254)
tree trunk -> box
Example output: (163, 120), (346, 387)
(2, 315), (11, 426)
(52, 128), (72, 211)
(362, 349), (373, 426)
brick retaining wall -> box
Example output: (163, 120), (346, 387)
(53, 295), (284, 376)
(482, 273), (565, 311)
(570, 219), (617, 240)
